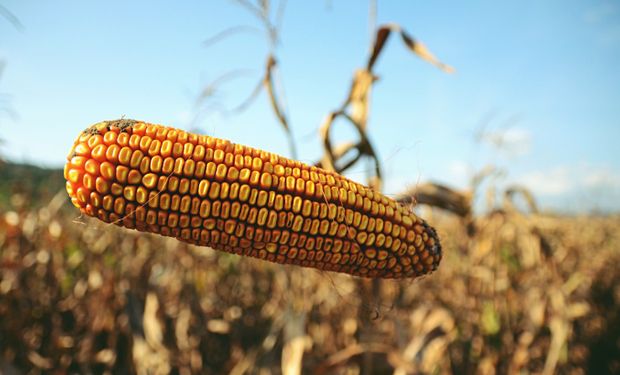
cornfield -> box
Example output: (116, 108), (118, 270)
(1, 166), (619, 373)
(1, 1), (619, 374)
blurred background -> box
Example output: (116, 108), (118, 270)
(1, 1), (619, 374)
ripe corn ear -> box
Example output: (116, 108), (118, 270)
(64, 119), (441, 279)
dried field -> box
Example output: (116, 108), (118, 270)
(1, 163), (618, 374)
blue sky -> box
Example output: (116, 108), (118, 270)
(1, 0), (619, 212)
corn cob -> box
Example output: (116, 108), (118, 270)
(64, 119), (441, 279)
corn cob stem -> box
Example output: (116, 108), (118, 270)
(64, 119), (441, 279)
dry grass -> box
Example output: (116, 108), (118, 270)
(0, 175), (618, 374)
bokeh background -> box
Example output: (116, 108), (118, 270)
(1, 1), (619, 374)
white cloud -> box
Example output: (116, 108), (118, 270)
(520, 167), (573, 195)
(448, 160), (470, 184)
(482, 127), (532, 157)
(582, 167), (620, 189)
(516, 164), (620, 212)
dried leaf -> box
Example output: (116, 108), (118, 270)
(264, 54), (297, 158)
(367, 26), (391, 70)
(264, 55), (288, 131)
(504, 185), (539, 214)
(399, 28), (455, 73)
(0, 5), (23, 32)
(367, 24), (455, 73)
(346, 69), (377, 131)
(318, 110), (382, 188)
(397, 182), (472, 218)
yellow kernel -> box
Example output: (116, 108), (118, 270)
(220, 182), (230, 200)
(195, 161), (206, 178)
(309, 220), (320, 235)
(193, 145), (205, 161)
(252, 157), (262, 171)
(249, 171), (260, 185)
(103, 131), (117, 145)
(166, 129), (177, 142)
(117, 132), (129, 146)
(110, 183), (123, 196)
(148, 139), (161, 156)
(128, 134), (140, 149)
(104, 144), (120, 163)
(167, 176), (179, 192)
(183, 142), (194, 158)
(190, 197), (200, 214)
(257, 208), (268, 226)
(136, 187), (148, 204)
(127, 170), (142, 185)
(89, 191), (101, 207)
(139, 156), (150, 174)
(91, 144), (107, 162)
(183, 159), (195, 176)
(215, 164), (227, 180)
(124, 186), (136, 201)
(209, 182), (220, 200)
(173, 158), (184, 175)
(114, 197), (125, 215)
(239, 168), (250, 183)
(142, 173), (157, 189)
(199, 201), (211, 218)
(295, 179), (305, 194)
(274, 195), (283, 211)
(139, 136), (152, 152)
(95, 177), (109, 194)
(227, 167), (239, 182)
(102, 195), (113, 211)
(402, 215), (413, 227)
(302, 201), (312, 217)
(157, 157), (172, 175)
(267, 211), (278, 228)
(118, 147), (132, 165)
(69, 156), (87, 169)
(67, 169), (83, 184)
(149, 156), (162, 172)
(305, 181), (315, 196)
(256, 191), (268, 207)
(260, 173), (272, 189)
(82, 173), (95, 190)
(205, 162), (216, 178)
(292, 196), (302, 213)
(161, 140), (173, 157)
(291, 216), (303, 232)
(115, 166), (129, 183)
(230, 202), (241, 218)
(274, 165), (285, 176)
(159, 194), (170, 210)
(198, 180), (210, 197)
(178, 179), (190, 194)
(180, 196), (191, 213)
(286, 176), (295, 191)
(73, 143), (90, 156)
(213, 149), (225, 163)
(168, 213), (179, 227)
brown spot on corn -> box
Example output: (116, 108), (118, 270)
(64, 119), (442, 279)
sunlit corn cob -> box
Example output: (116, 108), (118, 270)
(64, 119), (441, 279)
